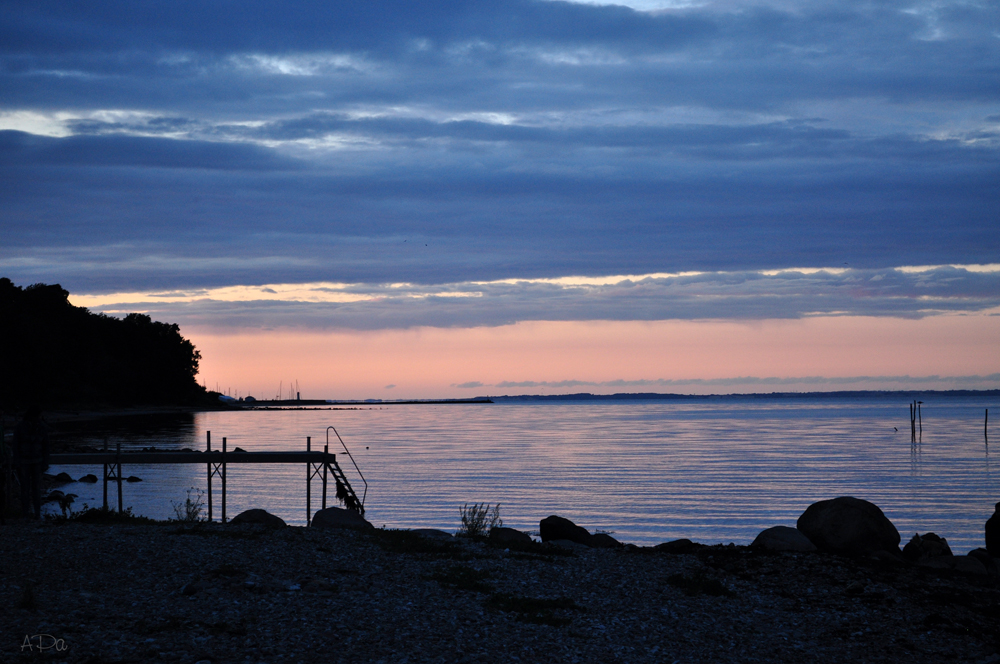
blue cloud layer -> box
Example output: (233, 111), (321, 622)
(1, 0), (998, 300)
(73, 267), (1000, 331)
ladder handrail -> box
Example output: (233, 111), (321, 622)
(326, 426), (367, 508)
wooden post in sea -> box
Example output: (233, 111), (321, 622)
(918, 402), (922, 438)
(221, 437), (227, 523)
(322, 444), (329, 511)
(306, 436), (312, 526)
(987, 409), (990, 443)
(206, 431), (212, 522)
(102, 438), (108, 510)
(115, 442), (123, 514)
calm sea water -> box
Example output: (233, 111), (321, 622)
(46, 396), (999, 551)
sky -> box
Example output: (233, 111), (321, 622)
(2, 0), (999, 398)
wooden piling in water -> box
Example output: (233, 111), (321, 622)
(206, 431), (212, 521)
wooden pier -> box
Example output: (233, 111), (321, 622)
(48, 431), (365, 525)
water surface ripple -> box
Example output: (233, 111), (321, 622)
(49, 397), (999, 551)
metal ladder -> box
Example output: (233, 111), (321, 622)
(326, 426), (367, 514)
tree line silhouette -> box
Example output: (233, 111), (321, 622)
(1, 278), (208, 409)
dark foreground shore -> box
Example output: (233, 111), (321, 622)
(2, 518), (999, 664)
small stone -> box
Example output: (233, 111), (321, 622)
(539, 515), (593, 545)
(655, 539), (698, 554)
(311, 506), (374, 531)
(751, 526), (817, 553)
(411, 528), (453, 539)
(230, 509), (286, 528)
(489, 527), (533, 545)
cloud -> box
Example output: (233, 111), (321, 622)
(484, 373), (1000, 390)
(453, 381), (484, 389)
(1, 0), (998, 300)
(56, 266), (1000, 331)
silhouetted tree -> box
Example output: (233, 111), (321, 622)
(0, 278), (206, 409)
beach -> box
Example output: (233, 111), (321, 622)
(3, 518), (999, 663)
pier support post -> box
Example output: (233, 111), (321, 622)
(322, 444), (329, 511)
(306, 436), (311, 526)
(221, 437), (227, 523)
(102, 438), (108, 510)
(206, 431), (212, 522)
(116, 442), (123, 513)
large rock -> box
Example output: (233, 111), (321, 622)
(489, 527), (533, 546)
(539, 515), (593, 546)
(311, 506), (374, 531)
(986, 502), (1000, 557)
(796, 497), (900, 555)
(751, 526), (818, 553)
(230, 509), (286, 528)
(902, 532), (952, 561)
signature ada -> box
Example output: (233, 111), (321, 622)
(22, 634), (67, 652)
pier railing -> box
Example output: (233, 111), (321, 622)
(48, 430), (365, 524)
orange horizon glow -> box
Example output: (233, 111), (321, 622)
(188, 315), (1000, 400)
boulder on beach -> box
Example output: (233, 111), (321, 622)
(751, 526), (817, 553)
(78, 474), (98, 483)
(411, 528), (452, 540)
(311, 506), (374, 531)
(796, 496), (900, 555)
(54, 472), (74, 483)
(655, 538), (698, 554)
(489, 527), (533, 545)
(540, 515), (593, 546)
(126, 476), (143, 483)
(968, 548), (999, 576)
(591, 533), (623, 549)
(902, 532), (952, 561)
(231, 509), (286, 528)
(986, 502), (1000, 557)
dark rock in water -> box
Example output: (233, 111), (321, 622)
(54, 472), (74, 483)
(233, 447), (247, 452)
(489, 527), (533, 545)
(591, 533), (623, 549)
(540, 515), (593, 545)
(797, 496), (900, 555)
(311, 506), (374, 531)
(78, 474), (98, 483)
(986, 502), (1000, 557)
(411, 528), (452, 539)
(655, 538), (698, 554)
(231, 509), (286, 528)
(125, 476), (143, 483)
(902, 532), (952, 561)
(751, 526), (817, 553)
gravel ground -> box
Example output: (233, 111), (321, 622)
(2, 518), (999, 664)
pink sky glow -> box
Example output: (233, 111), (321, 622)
(189, 314), (1000, 400)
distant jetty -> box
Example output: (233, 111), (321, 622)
(241, 397), (493, 407)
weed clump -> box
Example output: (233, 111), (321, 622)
(458, 502), (502, 538)
(171, 487), (206, 522)
(70, 505), (158, 525)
